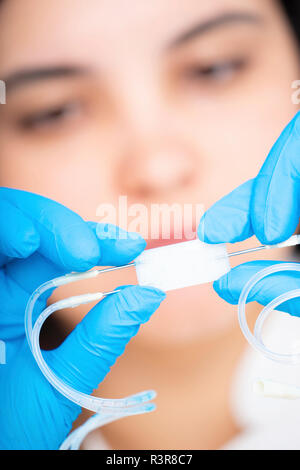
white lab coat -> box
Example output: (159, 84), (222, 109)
(221, 310), (300, 449)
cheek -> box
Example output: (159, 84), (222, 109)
(0, 129), (117, 220)
(178, 62), (300, 208)
(195, 112), (292, 206)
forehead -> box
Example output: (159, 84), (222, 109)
(0, 0), (272, 74)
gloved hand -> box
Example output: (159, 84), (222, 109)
(198, 111), (300, 316)
(0, 187), (166, 450)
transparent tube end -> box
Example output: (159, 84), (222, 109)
(123, 402), (156, 415)
(124, 389), (157, 407)
(253, 379), (300, 399)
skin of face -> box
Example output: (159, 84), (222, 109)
(0, 0), (299, 347)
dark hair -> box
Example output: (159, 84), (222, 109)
(280, 0), (300, 45)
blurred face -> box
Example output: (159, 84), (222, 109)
(0, 0), (299, 346)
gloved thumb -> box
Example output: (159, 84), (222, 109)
(45, 286), (166, 398)
(213, 260), (300, 317)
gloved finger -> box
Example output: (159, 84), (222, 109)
(88, 222), (146, 266)
(2, 234), (146, 341)
(0, 254), (10, 267)
(45, 286), (166, 395)
(251, 111), (300, 245)
(0, 187), (100, 272)
(0, 251), (66, 343)
(197, 179), (254, 243)
(1, 221), (146, 341)
(213, 260), (300, 316)
(5, 225), (146, 298)
(0, 199), (40, 264)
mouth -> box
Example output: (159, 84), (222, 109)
(145, 227), (197, 249)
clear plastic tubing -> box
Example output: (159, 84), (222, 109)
(25, 235), (300, 417)
(25, 269), (156, 416)
(25, 239), (231, 418)
(238, 262), (300, 365)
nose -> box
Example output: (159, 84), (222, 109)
(118, 139), (198, 198)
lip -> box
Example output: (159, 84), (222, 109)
(145, 229), (197, 250)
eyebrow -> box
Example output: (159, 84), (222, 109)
(3, 65), (89, 93)
(2, 11), (262, 92)
(168, 11), (263, 49)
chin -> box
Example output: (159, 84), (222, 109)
(134, 283), (237, 348)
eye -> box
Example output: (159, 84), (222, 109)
(183, 58), (247, 84)
(18, 102), (82, 130)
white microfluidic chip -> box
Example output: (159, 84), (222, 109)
(134, 239), (230, 292)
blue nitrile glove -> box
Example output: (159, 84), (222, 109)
(198, 111), (300, 316)
(0, 187), (166, 450)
